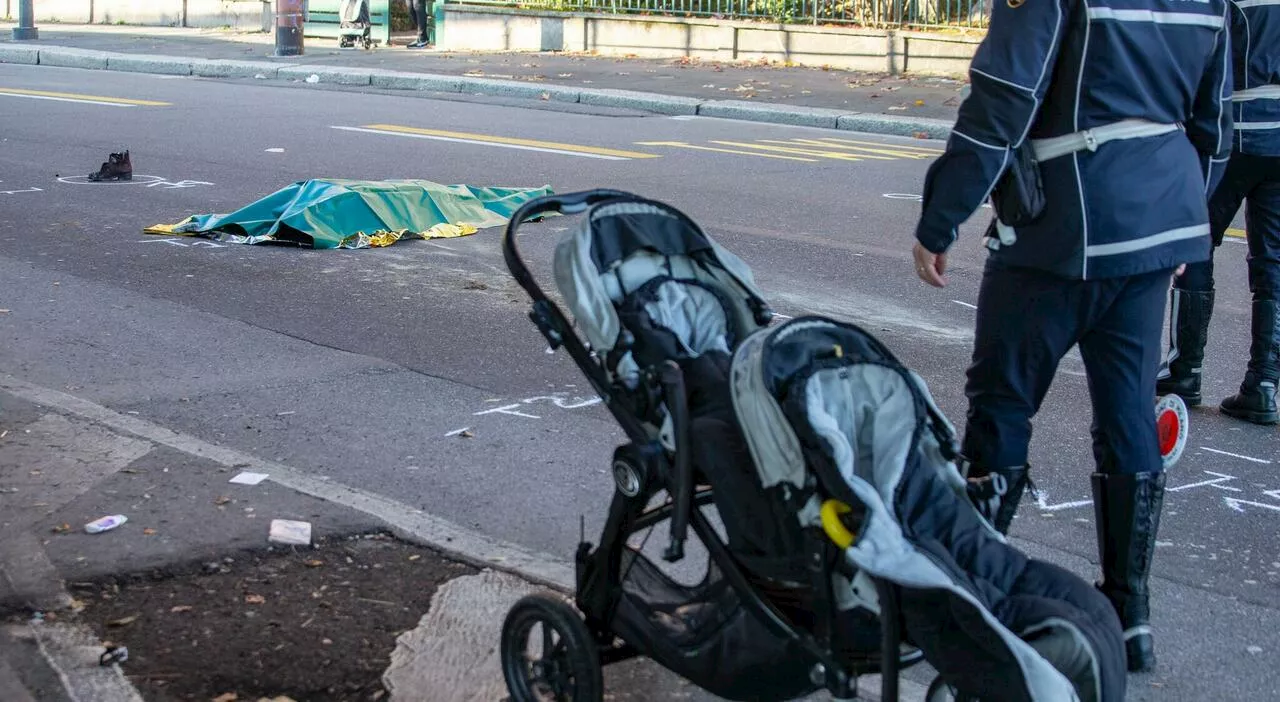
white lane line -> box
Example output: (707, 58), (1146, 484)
(330, 126), (632, 161)
(0, 93), (137, 107)
(445, 427), (471, 437)
(1200, 446), (1272, 464)
(952, 300), (977, 310)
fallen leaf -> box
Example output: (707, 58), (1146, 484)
(107, 614), (139, 627)
(304, 559), (324, 568)
(214, 496), (231, 506)
(408, 554), (422, 561)
(915, 99), (926, 106)
(213, 694), (238, 702)
(461, 430), (475, 438)
(51, 523), (71, 534)
(170, 605), (193, 613)
(121, 468), (143, 474)
(321, 638), (333, 646)
(245, 594), (265, 605)
(913, 131), (930, 139)
(540, 92), (551, 101)
(143, 528), (157, 536)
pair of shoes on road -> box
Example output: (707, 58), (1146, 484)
(407, 39), (432, 49)
(1158, 291), (1280, 425)
(88, 149), (132, 182)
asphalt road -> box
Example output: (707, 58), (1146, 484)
(2, 63), (1278, 700)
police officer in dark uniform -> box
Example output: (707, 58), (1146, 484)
(1157, 0), (1280, 424)
(910, 0), (1232, 674)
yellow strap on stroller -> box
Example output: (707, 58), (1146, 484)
(820, 499), (857, 549)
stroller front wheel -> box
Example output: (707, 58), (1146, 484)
(501, 592), (604, 702)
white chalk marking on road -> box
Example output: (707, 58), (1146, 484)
(1223, 497), (1280, 514)
(1034, 492), (1093, 511)
(0, 187), (41, 195)
(1200, 446), (1272, 464)
(0, 372), (575, 590)
(474, 403), (541, 419)
(331, 125), (634, 161)
(444, 427), (471, 437)
(952, 300), (977, 310)
(1169, 470), (1241, 493)
(522, 395), (601, 409)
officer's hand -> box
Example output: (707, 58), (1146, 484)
(913, 242), (948, 288)
(1175, 264), (1187, 277)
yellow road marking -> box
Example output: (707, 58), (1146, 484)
(755, 139), (898, 160)
(792, 138), (939, 159)
(1227, 228), (1246, 239)
(635, 141), (818, 162)
(710, 140), (873, 161)
(0, 87), (170, 106)
(356, 124), (659, 160)
(816, 137), (943, 154)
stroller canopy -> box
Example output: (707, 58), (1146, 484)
(551, 198), (772, 388)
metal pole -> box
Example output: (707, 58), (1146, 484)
(274, 0), (305, 56)
(12, 0), (38, 41)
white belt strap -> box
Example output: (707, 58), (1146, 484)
(1233, 85), (1280, 102)
(1032, 119), (1182, 162)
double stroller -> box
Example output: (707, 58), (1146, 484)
(498, 190), (1129, 701)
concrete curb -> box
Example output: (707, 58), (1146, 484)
(1, 43), (956, 140)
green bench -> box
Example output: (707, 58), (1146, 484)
(304, 0), (392, 47)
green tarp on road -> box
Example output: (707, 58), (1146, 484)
(145, 179), (554, 249)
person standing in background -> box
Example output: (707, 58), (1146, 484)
(1156, 0), (1280, 425)
(408, 0), (434, 48)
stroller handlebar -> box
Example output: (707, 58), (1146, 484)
(501, 188), (634, 301)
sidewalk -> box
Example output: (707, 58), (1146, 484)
(5, 385), (907, 701)
(0, 23), (965, 136)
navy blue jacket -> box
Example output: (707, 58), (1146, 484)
(916, 0), (1234, 280)
(1231, 0), (1280, 156)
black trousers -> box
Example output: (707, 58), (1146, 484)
(1175, 152), (1280, 298)
(413, 0), (434, 43)
(961, 258), (1173, 475)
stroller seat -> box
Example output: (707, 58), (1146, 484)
(497, 190), (1127, 702)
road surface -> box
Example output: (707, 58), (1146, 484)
(1, 63), (1277, 700)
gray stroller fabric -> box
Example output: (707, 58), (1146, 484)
(729, 317), (1125, 702)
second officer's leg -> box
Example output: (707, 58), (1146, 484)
(1077, 267), (1173, 673)
(1157, 154), (1250, 403)
(1222, 154), (1280, 424)
(961, 258), (1081, 534)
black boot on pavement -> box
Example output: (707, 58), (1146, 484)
(87, 149), (132, 182)
(963, 461), (1034, 535)
(1221, 299), (1280, 425)
(1155, 288), (1213, 405)
(1092, 470), (1166, 673)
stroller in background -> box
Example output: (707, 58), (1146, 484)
(338, 0), (374, 49)
(497, 189), (1132, 702)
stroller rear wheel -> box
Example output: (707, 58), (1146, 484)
(501, 592), (603, 702)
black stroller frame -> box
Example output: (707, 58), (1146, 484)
(498, 189), (937, 702)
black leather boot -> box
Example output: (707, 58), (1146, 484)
(88, 150), (132, 182)
(963, 461), (1033, 535)
(1092, 470), (1166, 673)
(1221, 299), (1280, 425)
(1155, 288), (1213, 405)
